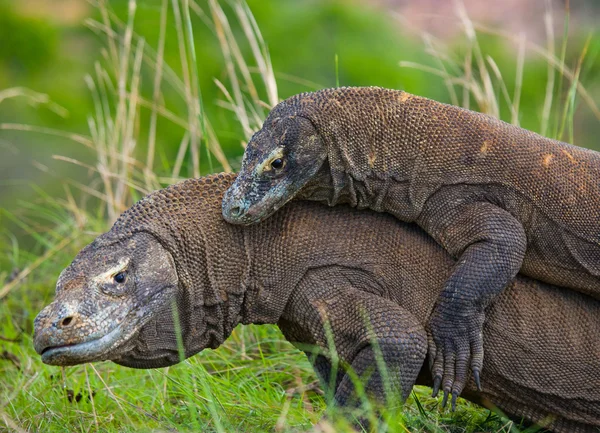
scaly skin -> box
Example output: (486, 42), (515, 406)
(222, 86), (600, 403)
(34, 174), (600, 432)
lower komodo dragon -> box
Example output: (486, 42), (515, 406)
(221, 86), (600, 404)
(34, 174), (600, 432)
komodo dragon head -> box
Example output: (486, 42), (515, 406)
(33, 232), (179, 367)
(222, 95), (327, 225)
(34, 175), (247, 368)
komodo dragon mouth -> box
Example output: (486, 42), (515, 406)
(38, 323), (125, 365)
(34, 284), (174, 366)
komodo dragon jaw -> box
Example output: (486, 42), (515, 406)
(33, 232), (178, 366)
(222, 114), (327, 225)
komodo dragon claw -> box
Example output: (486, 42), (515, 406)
(428, 308), (485, 409)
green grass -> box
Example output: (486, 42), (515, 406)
(0, 0), (596, 431)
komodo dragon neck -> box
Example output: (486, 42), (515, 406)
(275, 88), (426, 221)
(97, 174), (259, 363)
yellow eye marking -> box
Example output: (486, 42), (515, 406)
(92, 258), (129, 285)
(256, 147), (285, 175)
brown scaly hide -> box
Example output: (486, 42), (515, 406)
(222, 86), (600, 404)
(262, 87), (600, 294)
(93, 174), (251, 364)
(34, 174), (600, 432)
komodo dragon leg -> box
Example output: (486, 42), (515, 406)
(277, 267), (428, 409)
(418, 189), (527, 408)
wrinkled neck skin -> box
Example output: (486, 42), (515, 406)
(114, 217), (252, 368)
(298, 153), (419, 222)
(294, 93), (426, 222)
(115, 201), (305, 368)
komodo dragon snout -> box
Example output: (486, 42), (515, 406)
(222, 114), (327, 225)
(33, 232), (178, 366)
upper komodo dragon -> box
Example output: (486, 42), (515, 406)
(221, 86), (600, 404)
(34, 174), (600, 433)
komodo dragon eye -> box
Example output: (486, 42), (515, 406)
(270, 158), (284, 170)
(113, 271), (127, 284)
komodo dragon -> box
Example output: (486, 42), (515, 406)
(34, 174), (600, 433)
(221, 86), (600, 404)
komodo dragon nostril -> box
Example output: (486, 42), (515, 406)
(230, 206), (242, 217)
(60, 316), (74, 327)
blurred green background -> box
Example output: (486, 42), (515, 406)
(1, 0), (599, 260)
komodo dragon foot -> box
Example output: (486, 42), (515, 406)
(428, 308), (484, 410)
